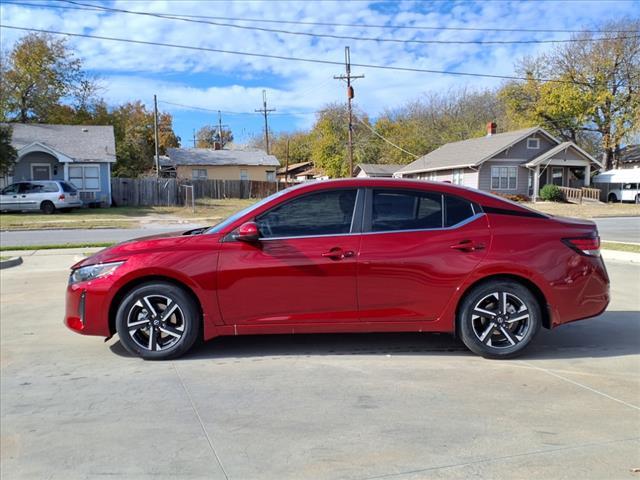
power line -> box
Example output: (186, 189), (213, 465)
(356, 117), (420, 159)
(0, 25), (596, 85)
(30, 0), (637, 46)
(158, 100), (317, 116)
(3, 0), (636, 34)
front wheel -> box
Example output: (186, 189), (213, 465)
(115, 282), (200, 360)
(458, 280), (541, 359)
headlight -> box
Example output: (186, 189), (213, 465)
(69, 261), (125, 285)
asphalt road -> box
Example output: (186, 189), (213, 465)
(594, 217), (640, 243)
(0, 251), (638, 479)
(1, 216), (638, 247)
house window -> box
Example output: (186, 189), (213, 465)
(69, 164), (100, 191)
(527, 138), (540, 149)
(452, 169), (464, 185)
(266, 170), (276, 182)
(192, 169), (207, 180)
(551, 167), (564, 186)
(491, 166), (518, 190)
(240, 169), (248, 181)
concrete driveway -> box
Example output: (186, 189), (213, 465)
(1, 251), (639, 479)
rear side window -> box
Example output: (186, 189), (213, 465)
(28, 182), (59, 193)
(444, 195), (475, 227)
(371, 189), (443, 232)
(256, 189), (357, 238)
(60, 182), (77, 193)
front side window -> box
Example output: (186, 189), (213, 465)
(1, 184), (19, 195)
(371, 189), (442, 232)
(256, 189), (357, 238)
(491, 166), (517, 190)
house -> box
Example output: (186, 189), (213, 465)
(163, 147), (279, 182)
(619, 144), (640, 169)
(394, 123), (603, 200)
(354, 163), (401, 178)
(277, 161), (315, 183)
(4, 123), (116, 206)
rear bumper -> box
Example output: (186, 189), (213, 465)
(55, 200), (83, 208)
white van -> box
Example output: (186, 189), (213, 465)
(593, 169), (640, 203)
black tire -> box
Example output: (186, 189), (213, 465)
(115, 282), (200, 360)
(457, 280), (541, 359)
(40, 201), (56, 214)
(608, 193), (618, 203)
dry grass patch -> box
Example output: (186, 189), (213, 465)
(525, 202), (640, 219)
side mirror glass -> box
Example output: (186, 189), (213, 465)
(235, 221), (260, 242)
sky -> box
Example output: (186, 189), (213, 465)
(1, 0), (638, 146)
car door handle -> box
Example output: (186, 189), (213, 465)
(450, 240), (485, 252)
(321, 248), (355, 260)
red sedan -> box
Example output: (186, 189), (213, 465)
(65, 179), (609, 360)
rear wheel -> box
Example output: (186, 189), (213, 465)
(40, 201), (56, 214)
(608, 193), (618, 203)
(115, 282), (200, 360)
(458, 280), (541, 359)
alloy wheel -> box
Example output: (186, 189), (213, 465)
(470, 291), (531, 349)
(126, 294), (186, 352)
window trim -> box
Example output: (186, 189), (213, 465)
(238, 187), (363, 242)
(69, 163), (101, 191)
(490, 166), (518, 191)
(527, 138), (540, 149)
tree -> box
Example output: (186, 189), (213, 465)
(0, 125), (18, 177)
(196, 125), (233, 148)
(499, 18), (640, 169)
(250, 131), (313, 166)
(308, 104), (378, 178)
(0, 33), (92, 122)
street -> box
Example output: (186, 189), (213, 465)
(0, 250), (638, 479)
(1, 216), (638, 248)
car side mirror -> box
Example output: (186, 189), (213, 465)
(235, 221), (260, 242)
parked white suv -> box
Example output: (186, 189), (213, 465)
(0, 181), (83, 214)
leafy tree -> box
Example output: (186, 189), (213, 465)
(196, 125), (233, 148)
(499, 18), (640, 169)
(0, 125), (18, 177)
(308, 104), (378, 178)
(0, 33), (92, 122)
(250, 131), (313, 166)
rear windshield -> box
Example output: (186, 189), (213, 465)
(60, 181), (78, 193)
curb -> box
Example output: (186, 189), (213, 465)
(601, 249), (640, 264)
(0, 256), (23, 270)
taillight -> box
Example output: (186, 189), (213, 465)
(562, 235), (600, 256)
(59, 194), (66, 200)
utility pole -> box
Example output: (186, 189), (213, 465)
(255, 89), (275, 154)
(216, 111), (229, 149)
(192, 129), (196, 148)
(333, 46), (364, 177)
(285, 138), (290, 184)
(153, 94), (160, 177)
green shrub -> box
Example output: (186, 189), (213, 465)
(539, 184), (564, 202)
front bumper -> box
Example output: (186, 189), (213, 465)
(65, 280), (112, 337)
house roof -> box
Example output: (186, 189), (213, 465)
(525, 142), (602, 168)
(6, 123), (116, 162)
(620, 144), (640, 165)
(396, 127), (557, 174)
(165, 148), (280, 167)
(355, 163), (402, 176)
(277, 161), (313, 174)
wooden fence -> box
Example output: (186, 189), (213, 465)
(111, 178), (285, 207)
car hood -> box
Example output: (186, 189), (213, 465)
(71, 227), (218, 269)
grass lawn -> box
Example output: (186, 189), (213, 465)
(0, 199), (256, 231)
(601, 242), (640, 253)
(526, 201), (640, 218)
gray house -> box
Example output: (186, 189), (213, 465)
(394, 125), (602, 200)
(5, 123), (116, 205)
(354, 163), (401, 178)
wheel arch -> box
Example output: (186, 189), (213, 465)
(108, 275), (204, 336)
(454, 273), (551, 334)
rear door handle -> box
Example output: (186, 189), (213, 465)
(321, 248), (355, 260)
(450, 240), (485, 252)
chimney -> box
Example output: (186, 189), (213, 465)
(487, 121), (497, 136)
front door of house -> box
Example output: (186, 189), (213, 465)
(32, 165), (51, 180)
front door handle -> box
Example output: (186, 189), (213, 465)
(321, 247), (355, 260)
(450, 240), (485, 252)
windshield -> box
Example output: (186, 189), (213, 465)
(207, 188), (291, 234)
